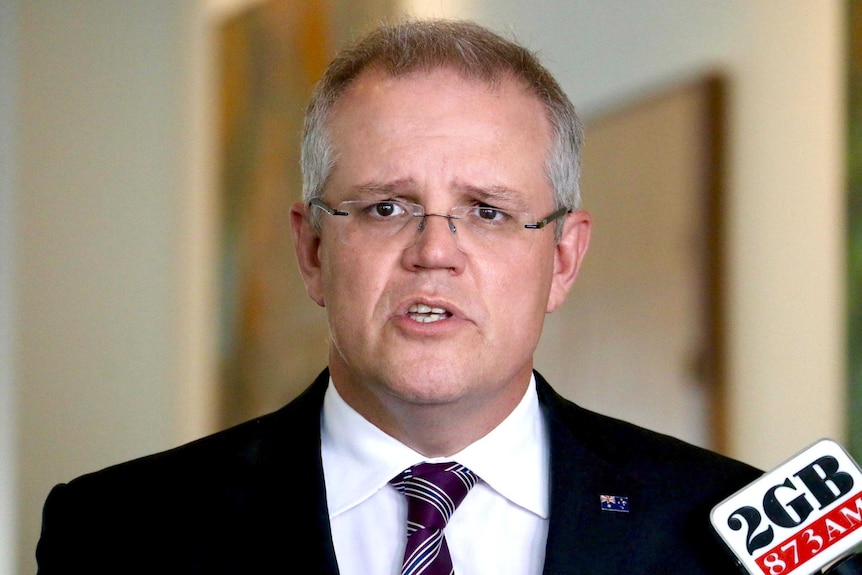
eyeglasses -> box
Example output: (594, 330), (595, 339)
(309, 197), (569, 254)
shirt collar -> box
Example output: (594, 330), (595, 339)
(321, 374), (550, 519)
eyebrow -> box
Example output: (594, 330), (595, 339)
(344, 180), (531, 210)
(346, 180), (418, 200)
(457, 183), (530, 210)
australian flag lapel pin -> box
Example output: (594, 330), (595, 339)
(600, 494), (630, 513)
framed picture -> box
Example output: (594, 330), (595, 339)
(536, 77), (728, 449)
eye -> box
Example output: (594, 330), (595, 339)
(365, 201), (407, 219)
(470, 204), (512, 224)
(477, 206), (503, 221)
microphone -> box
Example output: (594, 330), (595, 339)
(711, 439), (862, 575)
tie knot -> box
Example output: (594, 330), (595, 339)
(391, 462), (479, 530)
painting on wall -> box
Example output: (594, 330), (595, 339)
(217, 0), (331, 429)
(216, 0), (396, 429)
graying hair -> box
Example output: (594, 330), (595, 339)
(301, 19), (584, 237)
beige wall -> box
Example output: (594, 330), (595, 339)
(2, 1), (846, 573)
(724, 2), (846, 468)
(10, 2), (210, 573)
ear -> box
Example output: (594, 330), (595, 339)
(546, 210), (591, 313)
(290, 201), (326, 307)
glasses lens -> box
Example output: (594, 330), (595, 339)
(318, 199), (551, 255)
(453, 205), (525, 235)
(334, 200), (418, 245)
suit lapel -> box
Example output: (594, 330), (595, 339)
(537, 373), (645, 575)
(249, 370), (341, 574)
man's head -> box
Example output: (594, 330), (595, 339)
(301, 19), (584, 238)
(291, 19), (590, 455)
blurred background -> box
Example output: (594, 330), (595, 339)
(0, 1), (855, 573)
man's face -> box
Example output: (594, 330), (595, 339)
(292, 67), (590, 428)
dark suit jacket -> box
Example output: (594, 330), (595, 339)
(36, 370), (760, 574)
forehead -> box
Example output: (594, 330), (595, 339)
(324, 67), (554, 204)
(329, 66), (549, 135)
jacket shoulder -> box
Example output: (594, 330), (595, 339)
(36, 374), (333, 574)
(537, 373), (759, 483)
(65, 373), (327, 490)
(536, 373), (760, 574)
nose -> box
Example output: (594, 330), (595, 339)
(401, 213), (466, 273)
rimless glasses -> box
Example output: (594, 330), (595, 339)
(309, 198), (569, 255)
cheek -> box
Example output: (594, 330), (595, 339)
(483, 258), (551, 325)
(505, 244), (555, 295)
(320, 245), (392, 322)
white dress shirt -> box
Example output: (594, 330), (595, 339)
(321, 375), (550, 575)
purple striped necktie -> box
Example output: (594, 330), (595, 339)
(390, 462), (479, 575)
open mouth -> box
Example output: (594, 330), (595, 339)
(407, 303), (452, 324)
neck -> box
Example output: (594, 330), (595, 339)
(330, 368), (531, 458)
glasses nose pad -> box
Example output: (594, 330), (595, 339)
(417, 213), (458, 234)
(406, 213), (469, 257)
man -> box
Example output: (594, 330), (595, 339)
(37, 19), (760, 574)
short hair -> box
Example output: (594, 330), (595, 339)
(301, 19), (584, 235)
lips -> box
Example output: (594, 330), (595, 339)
(407, 303), (452, 323)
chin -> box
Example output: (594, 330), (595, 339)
(379, 367), (473, 405)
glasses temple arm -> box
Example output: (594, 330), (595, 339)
(524, 207), (571, 229)
(309, 198), (349, 216)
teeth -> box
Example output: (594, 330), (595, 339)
(407, 303), (450, 323)
(409, 304), (447, 314)
(412, 313), (445, 323)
